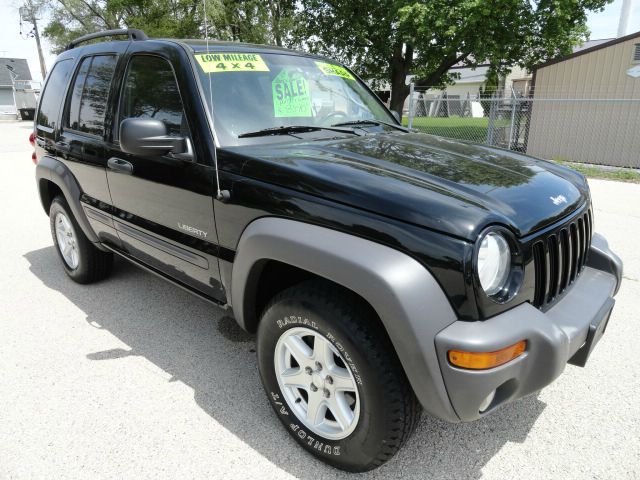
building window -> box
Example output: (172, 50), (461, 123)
(634, 44), (640, 63)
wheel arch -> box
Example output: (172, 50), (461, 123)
(230, 217), (461, 422)
(38, 177), (63, 215)
(36, 155), (102, 247)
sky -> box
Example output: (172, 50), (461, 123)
(0, 0), (639, 83)
(588, 0), (640, 38)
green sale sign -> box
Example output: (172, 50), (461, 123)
(271, 69), (312, 117)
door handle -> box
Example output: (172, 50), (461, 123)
(107, 157), (134, 174)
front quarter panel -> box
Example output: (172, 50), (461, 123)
(214, 156), (477, 320)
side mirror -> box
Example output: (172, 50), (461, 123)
(119, 118), (191, 159)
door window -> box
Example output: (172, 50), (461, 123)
(65, 55), (117, 136)
(119, 56), (187, 136)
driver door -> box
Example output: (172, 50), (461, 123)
(105, 51), (224, 302)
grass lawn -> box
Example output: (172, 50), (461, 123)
(403, 116), (509, 142)
(554, 160), (640, 184)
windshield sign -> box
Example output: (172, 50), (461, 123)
(194, 52), (395, 146)
(195, 53), (270, 72)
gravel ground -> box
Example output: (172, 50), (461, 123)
(1, 120), (638, 479)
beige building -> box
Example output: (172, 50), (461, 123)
(526, 31), (640, 168)
(421, 64), (532, 99)
(401, 64), (532, 117)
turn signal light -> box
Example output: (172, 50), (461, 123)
(448, 340), (527, 370)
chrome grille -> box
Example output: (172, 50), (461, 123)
(532, 208), (592, 309)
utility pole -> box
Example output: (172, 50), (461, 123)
(19, 0), (47, 80)
(617, 0), (636, 38)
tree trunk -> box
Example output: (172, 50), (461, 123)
(270, 0), (283, 46)
(389, 42), (413, 121)
(390, 78), (409, 121)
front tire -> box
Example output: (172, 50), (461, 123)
(49, 196), (113, 284)
(257, 280), (420, 472)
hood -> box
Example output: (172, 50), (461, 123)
(222, 132), (590, 241)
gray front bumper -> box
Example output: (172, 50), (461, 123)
(434, 233), (622, 422)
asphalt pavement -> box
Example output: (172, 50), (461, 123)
(1, 120), (638, 479)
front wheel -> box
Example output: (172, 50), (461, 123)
(257, 280), (420, 472)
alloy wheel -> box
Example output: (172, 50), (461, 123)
(54, 212), (79, 269)
(274, 326), (360, 440)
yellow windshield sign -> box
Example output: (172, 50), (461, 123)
(315, 61), (354, 80)
(195, 53), (270, 73)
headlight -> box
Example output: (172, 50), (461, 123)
(477, 232), (511, 296)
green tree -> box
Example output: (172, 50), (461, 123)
(478, 67), (500, 117)
(42, 0), (297, 53)
(205, 0), (296, 46)
(43, 0), (207, 52)
(298, 0), (612, 118)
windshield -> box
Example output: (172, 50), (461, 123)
(193, 51), (396, 146)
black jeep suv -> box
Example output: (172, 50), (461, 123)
(32, 29), (622, 472)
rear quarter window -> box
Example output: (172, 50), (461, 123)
(36, 59), (73, 132)
(66, 59), (91, 131)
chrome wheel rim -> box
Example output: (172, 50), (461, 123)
(54, 212), (79, 269)
(274, 326), (360, 440)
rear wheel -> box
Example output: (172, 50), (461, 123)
(49, 196), (113, 284)
(257, 280), (420, 472)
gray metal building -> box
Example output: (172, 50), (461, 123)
(526, 31), (640, 168)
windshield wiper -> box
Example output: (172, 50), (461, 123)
(238, 125), (360, 138)
(331, 119), (409, 132)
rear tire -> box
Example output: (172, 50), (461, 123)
(257, 279), (420, 472)
(49, 196), (113, 284)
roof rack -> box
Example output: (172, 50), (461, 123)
(65, 29), (148, 51)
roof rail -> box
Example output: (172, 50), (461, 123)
(65, 29), (148, 51)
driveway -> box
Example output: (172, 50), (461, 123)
(1, 120), (638, 479)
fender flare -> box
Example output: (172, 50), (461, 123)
(231, 217), (460, 422)
(587, 232), (623, 295)
(36, 155), (101, 246)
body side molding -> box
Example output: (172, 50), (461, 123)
(36, 155), (105, 249)
(231, 217), (460, 422)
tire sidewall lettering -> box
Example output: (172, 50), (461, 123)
(276, 315), (317, 330)
(288, 422), (340, 456)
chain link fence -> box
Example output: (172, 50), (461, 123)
(404, 86), (640, 169)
